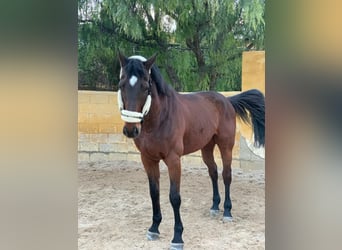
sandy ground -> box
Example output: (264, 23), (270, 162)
(78, 161), (264, 250)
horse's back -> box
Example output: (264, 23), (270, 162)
(179, 91), (235, 120)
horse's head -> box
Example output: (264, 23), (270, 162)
(117, 51), (157, 138)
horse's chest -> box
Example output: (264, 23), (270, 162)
(134, 136), (169, 160)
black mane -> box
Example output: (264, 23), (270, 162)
(150, 64), (172, 96)
(126, 58), (172, 97)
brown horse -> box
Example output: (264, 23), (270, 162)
(117, 52), (265, 250)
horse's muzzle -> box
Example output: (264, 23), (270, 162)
(123, 123), (141, 138)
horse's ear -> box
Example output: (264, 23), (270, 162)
(118, 50), (128, 67)
(143, 53), (157, 72)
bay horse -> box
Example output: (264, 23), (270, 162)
(117, 52), (265, 250)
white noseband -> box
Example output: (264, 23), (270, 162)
(117, 55), (152, 123)
(117, 90), (152, 123)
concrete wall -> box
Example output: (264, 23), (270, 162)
(240, 51), (265, 169)
(242, 51), (265, 93)
(78, 51), (265, 170)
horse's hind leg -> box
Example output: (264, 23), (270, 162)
(217, 142), (234, 222)
(201, 139), (221, 215)
(141, 155), (162, 240)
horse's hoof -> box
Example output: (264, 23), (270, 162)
(170, 242), (184, 250)
(210, 209), (220, 217)
(223, 216), (233, 222)
(146, 230), (160, 241)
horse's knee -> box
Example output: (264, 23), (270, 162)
(222, 168), (232, 184)
(170, 194), (181, 208)
(169, 184), (181, 208)
(148, 179), (160, 200)
(208, 167), (218, 179)
(169, 191), (181, 207)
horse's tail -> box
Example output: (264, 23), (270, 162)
(229, 89), (265, 147)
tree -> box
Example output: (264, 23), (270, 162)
(78, 0), (265, 91)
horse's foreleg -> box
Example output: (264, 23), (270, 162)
(164, 154), (184, 249)
(141, 155), (162, 240)
(218, 145), (233, 222)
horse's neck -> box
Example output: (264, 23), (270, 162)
(142, 90), (175, 131)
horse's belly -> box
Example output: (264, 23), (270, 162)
(183, 144), (202, 155)
(182, 130), (214, 155)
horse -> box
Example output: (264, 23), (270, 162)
(117, 52), (265, 250)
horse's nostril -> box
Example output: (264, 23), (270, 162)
(133, 126), (139, 137)
(123, 125), (139, 138)
(123, 126), (128, 136)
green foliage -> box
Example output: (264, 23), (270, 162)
(78, 0), (265, 91)
(240, 0), (265, 49)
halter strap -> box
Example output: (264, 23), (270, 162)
(117, 90), (152, 123)
(117, 55), (152, 123)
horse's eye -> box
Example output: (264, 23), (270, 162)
(141, 84), (149, 93)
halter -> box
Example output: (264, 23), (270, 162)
(117, 55), (152, 123)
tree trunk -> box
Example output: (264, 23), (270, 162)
(186, 33), (208, 90)
(186, 33), (206, 75)
(165, 64), (182, 91)
(208, 71), (218, 91)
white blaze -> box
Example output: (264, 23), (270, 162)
(129, 75), (138, 87)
